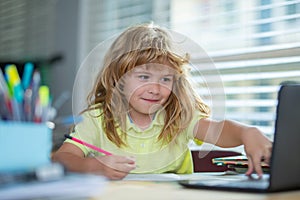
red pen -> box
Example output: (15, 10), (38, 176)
(64, 134), (112, 156)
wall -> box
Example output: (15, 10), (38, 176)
(49, 0), (80, 117)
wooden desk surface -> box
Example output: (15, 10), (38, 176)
(98, 181), (300, 200)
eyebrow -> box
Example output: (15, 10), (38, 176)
(133, 69), (174, 76)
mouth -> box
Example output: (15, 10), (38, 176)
(141, 98), (160, 103)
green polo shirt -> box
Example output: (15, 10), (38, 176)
(66, 109), (204, 174)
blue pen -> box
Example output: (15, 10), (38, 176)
(21, 63), (34, 121)
(12, 85), (24, 121)
(22, 62), (34, 90)
(31, 70), (41, 122)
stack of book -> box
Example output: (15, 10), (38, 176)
(212, 155), (270, 173)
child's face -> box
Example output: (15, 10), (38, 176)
(123, 63), (174, 116)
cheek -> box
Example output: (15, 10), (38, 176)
(124, 84), (144, 101)
(162, 81), (174, 92)
(162, 82), (173, 93)
(161, 87), (173, 98)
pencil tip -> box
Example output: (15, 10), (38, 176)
(64, 134), (71, 139)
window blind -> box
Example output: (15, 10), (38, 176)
(171, 0), (300, 138)
(80, 0), (171, 58)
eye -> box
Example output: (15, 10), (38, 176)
(137, 75), (150, 81)
(161, 76), (173, 83)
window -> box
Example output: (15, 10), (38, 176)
(171, 0), (300, 140)
(80, 0), (170, 60)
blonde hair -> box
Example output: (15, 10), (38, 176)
(85, 23), (210, 147)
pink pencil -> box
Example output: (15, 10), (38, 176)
(64, 134), (112, 156)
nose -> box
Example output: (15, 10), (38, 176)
(148, 83), (160, 94)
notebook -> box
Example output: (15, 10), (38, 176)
(179, 84), (300, 192)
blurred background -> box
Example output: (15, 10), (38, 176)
(0, 0), (299, 144)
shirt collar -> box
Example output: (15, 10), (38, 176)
(126, 110), (165, 132)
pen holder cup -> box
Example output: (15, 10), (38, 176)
(0, 122), (53, 172)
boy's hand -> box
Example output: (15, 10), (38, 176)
(242, 127), (272, 177)
(90, 155), (136, 180)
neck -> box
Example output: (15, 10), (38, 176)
(128, 112), (155, 130)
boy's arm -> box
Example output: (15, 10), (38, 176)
(52, 143), (136, 180)
(194, 118), (272, 177)
(52, 143), (92, 172)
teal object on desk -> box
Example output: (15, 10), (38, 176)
(0, 122), (52, 172)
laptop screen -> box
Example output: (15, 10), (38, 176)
(269, 84), (300, 191)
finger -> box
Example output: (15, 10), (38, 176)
(245, 156), (254, 176)
(115, 156), (136, 164)
(114, 162), (136, 173)
(107, 170), (130, 180)
(102, 167), (130, 180)
(114, 156), (137, 172)
(94, 156), (136, 172)
(252, 156), (263, 178)
(94, 158), (133, 180)
(263, 147), (272, 165)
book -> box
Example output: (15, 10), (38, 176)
(212, 155), (270, 173)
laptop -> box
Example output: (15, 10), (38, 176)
(179, 84), (300, 192)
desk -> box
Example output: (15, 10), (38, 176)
(1, 172), (299, 199)
(99, 181), (300, 200)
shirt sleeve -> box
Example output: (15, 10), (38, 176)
(65, 110), (102, 156)
(186, 110), (207, 141)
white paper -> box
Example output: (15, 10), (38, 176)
(0, 173), (107, 200)
(123, 173), (182, 181)
(123, 172), (231, 182)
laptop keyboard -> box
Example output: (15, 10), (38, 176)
(183, 174), (270, 190)
(218, 179), (269, 189)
